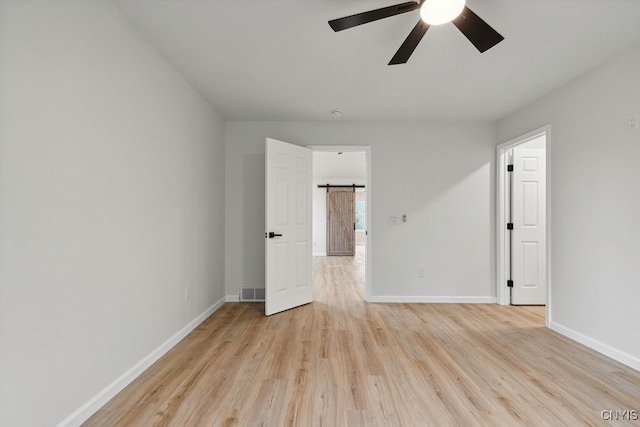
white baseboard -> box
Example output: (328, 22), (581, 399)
(57, 296), (227, 427)
(313, 252), (327, 257)
(549, 321), (640, 372)
(367, 296), (497, 303)
(230, 294), (496, 305)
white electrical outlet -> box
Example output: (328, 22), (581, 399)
(418, 268), (426, 278)
(389, 215), (399, 225)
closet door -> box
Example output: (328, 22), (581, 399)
(326, 188), (355, 256)
(511, 146), (546, 305)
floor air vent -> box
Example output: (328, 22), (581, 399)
(240, 287), (265, 302)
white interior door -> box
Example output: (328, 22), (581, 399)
(511, 146), (546, 305)
(265, 138), (313, 316)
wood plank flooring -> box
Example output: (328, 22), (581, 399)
(85, 248), (640, 426)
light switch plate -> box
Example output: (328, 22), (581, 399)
(627, 113), (639, 132)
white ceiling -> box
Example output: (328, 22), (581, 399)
(114, 0), (640, 122)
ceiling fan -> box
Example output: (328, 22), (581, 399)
(328, 0), (504, 65)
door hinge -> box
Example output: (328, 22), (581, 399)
(354, 223), (356, 230)
(507, 164), (514, 172)
(507, 223), (514, 230)
(507, 280), (514, 288)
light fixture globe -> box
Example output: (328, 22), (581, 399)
(420, 0), (466, 25)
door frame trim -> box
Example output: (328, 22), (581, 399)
(308, 145), (372, 302)
(496, 126), (551, 326)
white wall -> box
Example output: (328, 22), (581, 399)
(225, 122), (497, 302)
(498, 45), (640, 368)
(312, 182), (328, 255)
(0, 1), (226, 425)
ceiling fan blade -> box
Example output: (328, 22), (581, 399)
(329, 1), (421, 32)
(389, 19), (430, 65)
(451, 6), (504, 53)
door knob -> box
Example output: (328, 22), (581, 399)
(267, 232), (282, 239)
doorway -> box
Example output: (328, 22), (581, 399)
(309, 146), (371, 301)
(496, 127), (550, 320)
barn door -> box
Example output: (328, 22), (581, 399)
(326, 188), (355, 256)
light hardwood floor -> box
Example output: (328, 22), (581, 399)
(86, 248), (640, 426)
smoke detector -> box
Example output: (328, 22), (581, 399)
(331, 109), (343, 118)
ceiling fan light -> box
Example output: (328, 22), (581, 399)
(420, 0), (466, 25)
